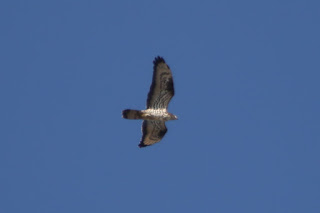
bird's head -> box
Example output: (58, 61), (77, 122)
(171, 114), (178, 120)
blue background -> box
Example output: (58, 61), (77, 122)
(1, 0), (319, 212)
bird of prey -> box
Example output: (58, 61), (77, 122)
(122, 56), (177, 148)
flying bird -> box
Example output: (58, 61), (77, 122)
(122, 56), (177, 148)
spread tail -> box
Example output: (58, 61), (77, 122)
(122, 109), (143, 119)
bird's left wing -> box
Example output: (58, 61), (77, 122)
(139, 120), (167, 148)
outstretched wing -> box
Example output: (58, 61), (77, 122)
(139, 120), (167, 148)
(146, 56), (174, 109)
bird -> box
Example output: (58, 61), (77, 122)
(122, 56), (177, 148)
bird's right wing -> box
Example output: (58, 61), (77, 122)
(146, 56), (174, 109)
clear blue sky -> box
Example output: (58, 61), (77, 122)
(1, 0), (319, 212)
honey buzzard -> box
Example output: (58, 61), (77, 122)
(122, 56), (177, 148)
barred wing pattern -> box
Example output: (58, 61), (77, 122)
(146, 57), (174, 109)
(139, 120), (167, 148)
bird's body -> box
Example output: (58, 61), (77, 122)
(123, 109), (176, 121)
(122, 56), (177, 148)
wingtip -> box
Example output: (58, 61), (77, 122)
(138, 143), (147, 148)
(153, 56), (165, 65)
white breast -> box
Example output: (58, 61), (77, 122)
(143, 108), (167, 116)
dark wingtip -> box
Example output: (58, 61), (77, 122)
(138, 143), (147, 148)
(153, 56), (165, 65)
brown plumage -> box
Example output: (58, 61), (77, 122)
(122, 110), (143, 119)
(122, 56), (177, 148)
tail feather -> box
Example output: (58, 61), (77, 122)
(122, 109), (143, 119)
